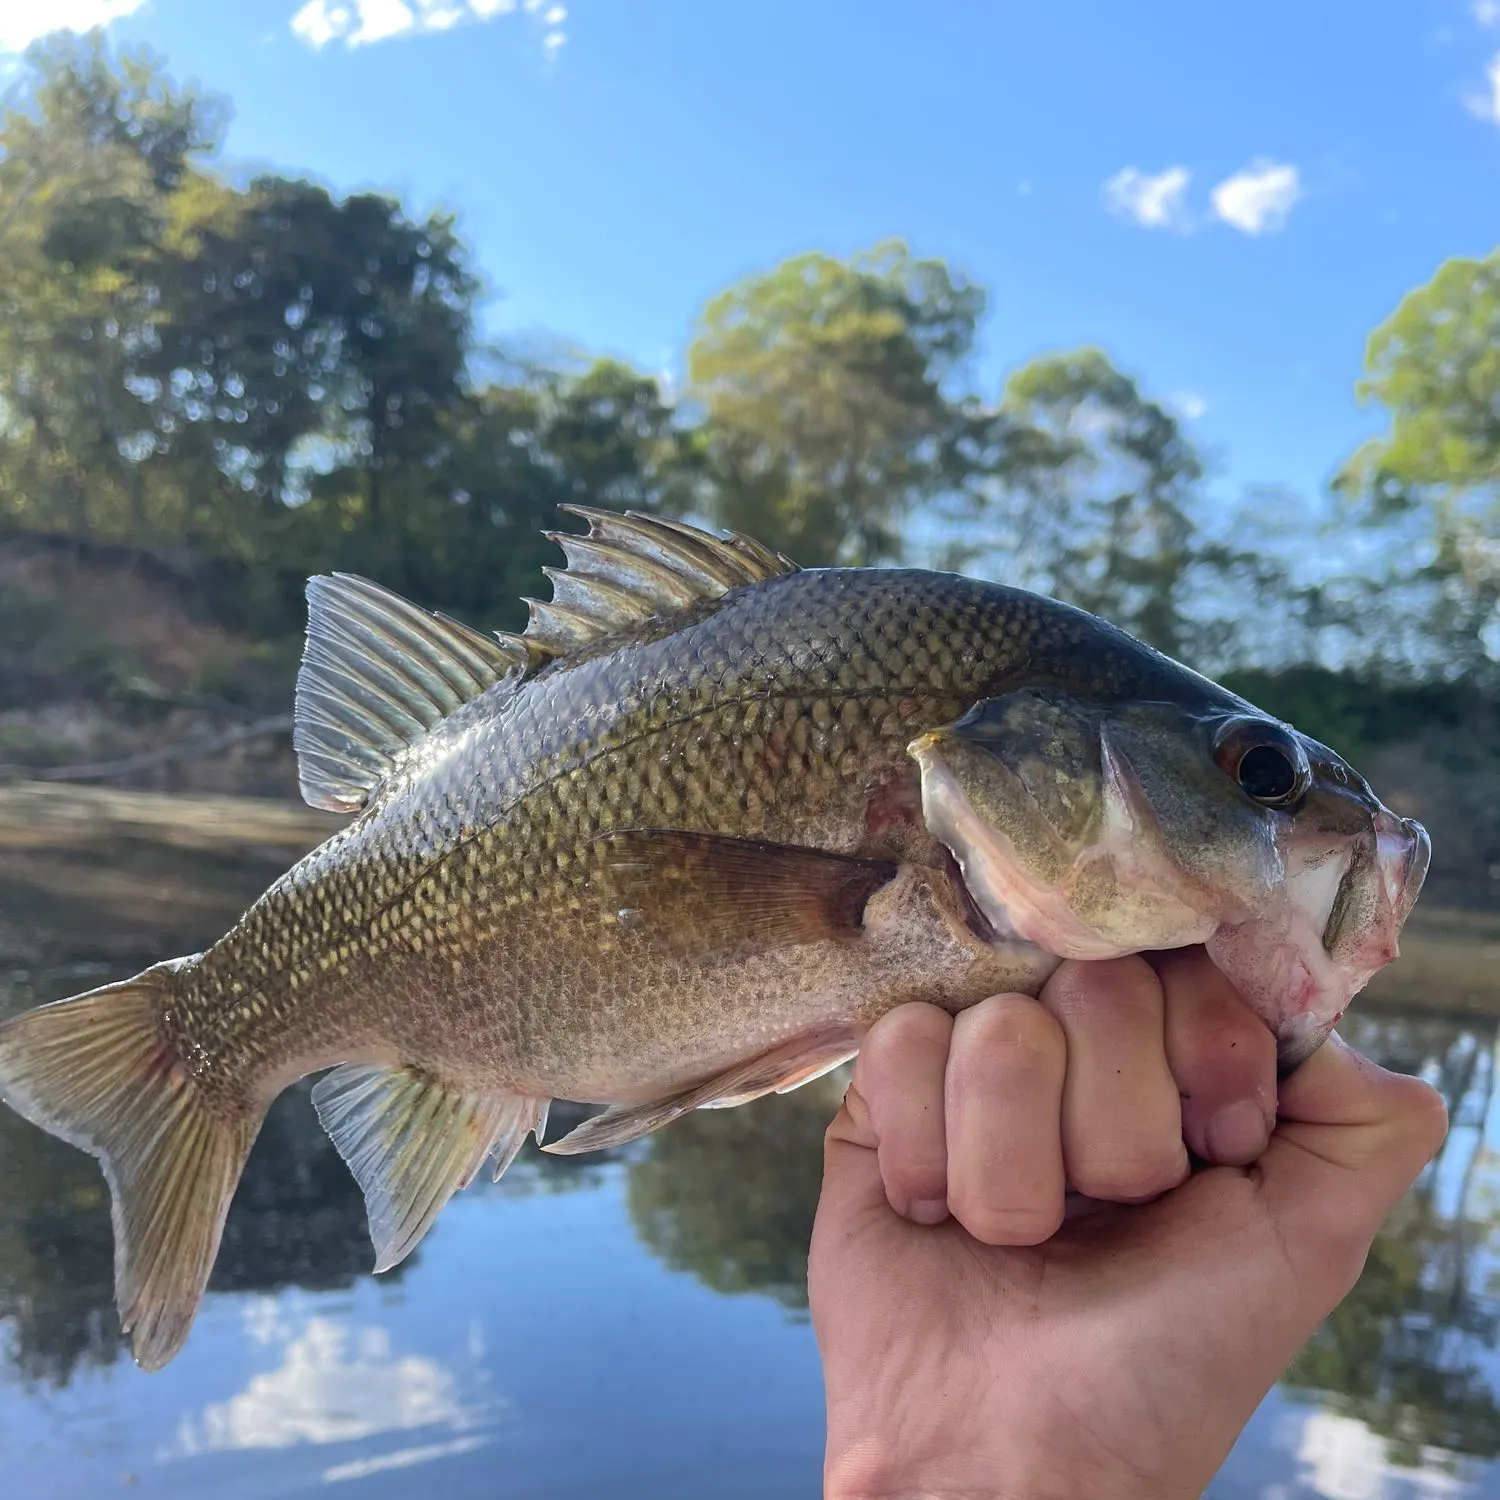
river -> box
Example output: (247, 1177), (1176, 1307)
(0, 784), (1497, 1499)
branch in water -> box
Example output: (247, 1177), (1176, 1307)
(0, 715), (293, 784)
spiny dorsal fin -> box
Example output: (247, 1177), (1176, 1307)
(501, 507), (799, 662)
(295, 573), (525, 814)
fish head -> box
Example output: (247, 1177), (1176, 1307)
(909, 689), (1429, 1067)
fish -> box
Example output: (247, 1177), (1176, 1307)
(0, 506), (1430, 1370)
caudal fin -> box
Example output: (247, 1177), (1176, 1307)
(0, 962), (259, 1371)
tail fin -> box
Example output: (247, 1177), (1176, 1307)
(0, 961), (259, 1371)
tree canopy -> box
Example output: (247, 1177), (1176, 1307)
(0, 32), (1491, 709)
(1336, 252), (1500, 683)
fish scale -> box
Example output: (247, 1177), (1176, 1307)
(0, 510), (1429, 1372)
(155, 573), (1086, 1086)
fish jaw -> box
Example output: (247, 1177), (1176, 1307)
(1207, 809), (1431, 1068)
(910, 728), (1432, 1068)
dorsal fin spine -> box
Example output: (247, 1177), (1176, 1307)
(518, 506), (799, 659)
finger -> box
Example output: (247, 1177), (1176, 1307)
(851, 1002), (954, 1223)
(1040, 956), (1188, 1202)
(1258, 1033), (1449, 1284)
(945, 994), (1067, 1245)
(821, 1003), (952, 1227)
(1153, 947), (1276, 1166)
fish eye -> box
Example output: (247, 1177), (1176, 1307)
(1212, 719), (1311, 810)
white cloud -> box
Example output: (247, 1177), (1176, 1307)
(1170, 391), (1207, 421)
(0, 0), (147, 55)
(1102, 165), (1192, 231)
(1210, 159), (1302, 234)
(1465, 51), (1500, 123)
(1474, 0), (1500, 26)
(1295, 1408), (1469, 1499)
(169, 1310), (501, 1456)
(290, 0), (564, 51)
(290, 1), (351, 47)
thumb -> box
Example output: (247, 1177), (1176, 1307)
(1257, 1032), (1449, 1286)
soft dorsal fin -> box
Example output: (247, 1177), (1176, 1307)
(294, 574), (525, 813)
(504, 507), (799, 661)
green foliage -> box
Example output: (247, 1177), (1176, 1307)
(1336, 251), (1500, 685)
(1223, 666), (1498, 770)
(686, 240), (984, 565)
(0, 35), (1490, 775)
(0, 39), (676, 645)
(627, 1083), (837, 1310)
(957, 347), (1208, 659)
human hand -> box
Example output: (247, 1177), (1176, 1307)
(809, 949), (1449, 1500)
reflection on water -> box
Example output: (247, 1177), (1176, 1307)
(0, 992), (406, 1389)
(169, 1305), (500, 1457)
(1, 788), (1499, 1498)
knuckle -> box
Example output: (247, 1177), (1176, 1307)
(955, 995), (1065, 1076)
(1176, 1010), (1277, 1080)
(855, 1006), (948, 1095)
(1405, 1079), (1452, 1156)
(1044, 955), (1161, 1025)
(880, 1145), (948, 1201)
(867, 1000), (952, 1054)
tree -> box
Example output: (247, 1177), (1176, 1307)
(1336, 252), (1500, 684)
(685, 240), (984, 565)
(537, 356), (693, 515)
(627, 1080), (841, 1310)
(950, 348), (1210, 660)
(0, 39), (694, 647)
(0, 32), (223, 545)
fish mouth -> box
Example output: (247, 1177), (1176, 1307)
(940, 844), (1001, 947)
(1380, 812), (1430, 928)
(912, 726), (1433, 1069)
(1210, 806), (1431, 1070)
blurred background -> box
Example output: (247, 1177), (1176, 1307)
(0, 4), (1498, 1498)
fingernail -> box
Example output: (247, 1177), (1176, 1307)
(907, 1198), (949, 1225)
(1205, 1100), (1270, 1165)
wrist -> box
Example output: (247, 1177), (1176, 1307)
(824, 1434), (1176, 1500)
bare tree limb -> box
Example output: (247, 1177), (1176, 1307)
(0, 714), (293, 784)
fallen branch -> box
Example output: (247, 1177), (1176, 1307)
(0, 714), (293, 784)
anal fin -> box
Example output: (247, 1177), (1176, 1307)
(542, 1028), (859, 1156)
(311, 1064), (548, 1273)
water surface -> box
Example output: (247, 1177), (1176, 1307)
(1, 786), (1498, 1499)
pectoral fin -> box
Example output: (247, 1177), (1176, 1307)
(595, 830), (897, 958)
(542, 1027), (859, 1155)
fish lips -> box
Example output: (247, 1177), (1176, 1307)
(1320, 808), (1430, 973)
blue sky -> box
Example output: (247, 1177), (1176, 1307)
(6, 0), (1500, 511)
